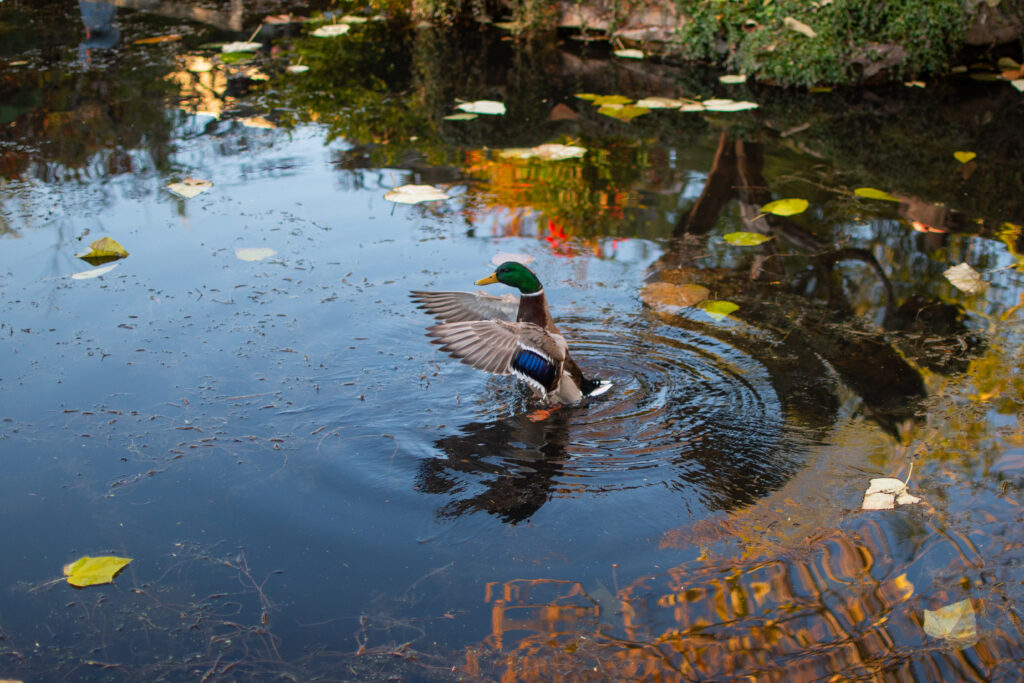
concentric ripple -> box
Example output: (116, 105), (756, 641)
(418, 314), (822, 521)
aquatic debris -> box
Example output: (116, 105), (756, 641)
(953, 150), (976, 164)
(923, 599), (978, 648)
(134, 34), (182, 45)
(286, 64), (310, 74)
(455, 100), (506, 115)
(613, 49), (644, 59)
(443, 112), (480, 121)
(723, 232), (772, 246)
(221, 41), (262, 52)
(235, 247), (277, 262)
(698, 300), (740, 321)
(63, 555), (132, 587)
(943, 262), (987, 294)
(75, 237), (129, 263)
(499, 143), (586, 161)
(70, 263), (119, 280)
(640, 282), (710, 314)
(861, 477), (921, 510)
(311, 24), (351, 38)
(761, 198), (809, 216)
(597, 104), (650, 122)
(719, 74), (748, 84)
(855, 187), (900, 202)
(384, 184), (451, 204)
(165, 177), (213, 199)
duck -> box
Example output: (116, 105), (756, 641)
(411, 261), (611, 404)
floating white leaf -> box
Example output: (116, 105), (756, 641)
(235, 247), (277, 262)
(221, 41), (261, 53)
(719, 74), (748, 84)
(165, 177), (213, 199)
(702, 99), (759, 112)
(286, 64), (310, 74)
(634, 97), (686, 109)
(455, 100), (506, 115)
(443, 112), (478, 121)
(943, 262), (987, 294)
(499, 143), (586, 161)
(861, 477), (921, 510)
(1013, 79), (1024, 93)
(613, 49), (645, 59)
(384, 184), (451, 204)
(70, 263), (119, 280)
(311, 24), (351, 37)
(923, 599), (978, 648)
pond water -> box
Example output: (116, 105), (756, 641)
(2, 1), (1024, 680)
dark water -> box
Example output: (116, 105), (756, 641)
(2, 1), (1024, 680)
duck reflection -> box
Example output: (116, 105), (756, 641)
(416, 409), (572, 524)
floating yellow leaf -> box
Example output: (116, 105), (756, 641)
(574, 93), (602, 101)
(76, 237), (129, 264)
(134, 34), (182, 45)
(854, 187), (900, 202)
(809, 86), (833, 93)
(597, 104), (649, 122)
(761, 198), (808, 216)
(953, 151), (976, 164)
(723, 232), (772, 246)
(923, 599), (978, 647)
(698, 300), (739, 321)
(499, 143), (586, 161)
(63, 555), (132, 587)
(591, 95), (632, 106)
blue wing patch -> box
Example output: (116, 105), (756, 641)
(511, 348), (557, 390)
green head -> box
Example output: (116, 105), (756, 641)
(476, 261), (543, 294)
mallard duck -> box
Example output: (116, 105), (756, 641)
(411, 261), (611, 404)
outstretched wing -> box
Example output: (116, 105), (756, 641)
(410, 290), (518, 323)
(426, 320), (567, 391)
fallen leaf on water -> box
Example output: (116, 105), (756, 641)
(591, 95), (632, 106)
(723, 231), (772, 246)
(221, 41), (262, 52)
(698, 299), (739, 321)
(809, 86), (833, 92)
(491, 252), (535, 266)
(953, 150), (976, 164)
(235, 247), (277, 261)
(384, 184), (451, 204)
(701, 99), (759, 112)
(166, 177), (213, 199)
(500, 143), (587, 161)
(311, 24), (350, 37)
(761, 197), (809, 216)
(134, 34), (182, 45)
(923, 599), (978, 648)
(443, 112), (478, 121)
(63, 555), (132, 587)
(70, 263), (119, 280)
(286, 64), (310, 74)
(455, 100), (506, 115)
(855, 187), (900, 202)
(904, 80), (926, 88)
(998, 56), (1021, 70)
(338, 15), (371, 23)
(861, 477), (921, 510)
(719, 74), (748, 84)
(76, 237), (129, 264)
(574, 93), (603, 101)
(240, 116), (275, 129)
(597, 104), (650, 122)
(613, 48), (644, 59)
(220, 52), (253, 64)
(634, 97), (686, 109)
(640, 282), (710, 313)
(944, 262), (987, 294)
(783, 16), (817, 38)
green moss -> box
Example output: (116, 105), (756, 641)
(675, 0), (971, 86)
